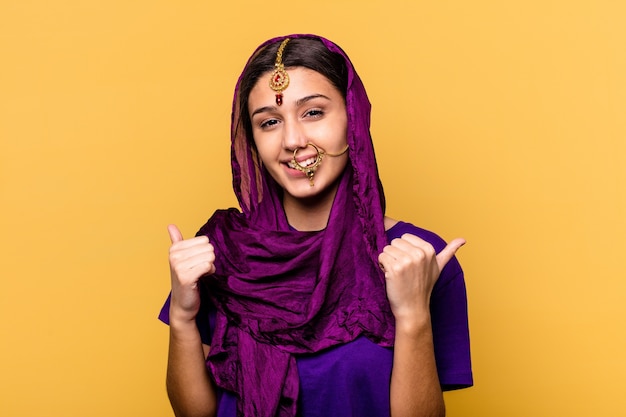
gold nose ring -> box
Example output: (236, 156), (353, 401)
(292, 143), (323, 186)
(291, 143), (349, 187)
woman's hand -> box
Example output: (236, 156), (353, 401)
(167, 224), (216, 324)
(378, 234), (465, 326)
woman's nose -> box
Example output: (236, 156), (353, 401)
(281, 120), (308, 151)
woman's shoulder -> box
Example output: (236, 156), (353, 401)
(383, 216), (447, 252)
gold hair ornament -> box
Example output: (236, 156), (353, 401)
(292, 142), (350, 186)
(269, 38), (290, 106)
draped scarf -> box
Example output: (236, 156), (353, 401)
(198, 34), (395, 417)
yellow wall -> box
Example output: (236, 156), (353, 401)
(1, 1), (624, 416)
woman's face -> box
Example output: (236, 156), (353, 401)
(248, 66), (348, 204)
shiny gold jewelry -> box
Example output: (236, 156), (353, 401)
(292, 143), (350, 187)
(269, 38), (290, 106)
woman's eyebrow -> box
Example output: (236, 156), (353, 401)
(250, 94), (331, 118)
(250, 105), (276, 118)
(296, 94), (330, 106)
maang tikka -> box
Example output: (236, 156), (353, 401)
(292, 143), (350, 187)
(269, 38), (290, 106)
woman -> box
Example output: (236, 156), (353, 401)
(160, 35), (473, 417)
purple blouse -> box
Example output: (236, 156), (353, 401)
(159, 221), (473, 416)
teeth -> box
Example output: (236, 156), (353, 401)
(288, 157), (316, 169)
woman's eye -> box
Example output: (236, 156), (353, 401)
(260, 119), (279, 129)
(304, 109), (324, 118)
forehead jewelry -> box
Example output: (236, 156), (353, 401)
(269, 38), (290, 106)
(292, 143), (350, 187)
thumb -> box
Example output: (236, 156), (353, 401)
(436, 238), (466, 271)
(167, 224), (184, 244)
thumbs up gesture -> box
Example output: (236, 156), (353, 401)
(167, 224), (216, 323)
(378, 234), (465, 324)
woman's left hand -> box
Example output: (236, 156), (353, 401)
(378, 234), (465, 324)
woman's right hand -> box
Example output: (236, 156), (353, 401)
(167, 224), (216, 323)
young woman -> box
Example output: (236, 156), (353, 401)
(159, 35), (473, 417)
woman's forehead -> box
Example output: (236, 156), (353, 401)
(249, 67), (340, 106)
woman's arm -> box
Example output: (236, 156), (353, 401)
(379, 234), (465, 417)
(166, 321), (216, 417)
(390, 312), (444, 417)
(166, 225), (218, 417)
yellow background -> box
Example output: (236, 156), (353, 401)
(1, 0), (624, 416)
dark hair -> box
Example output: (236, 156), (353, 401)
(236, 37), (348, 142)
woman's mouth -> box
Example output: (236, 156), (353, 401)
(288, 156), (318, 169)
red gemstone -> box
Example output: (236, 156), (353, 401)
(276, 94), (283, 105)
